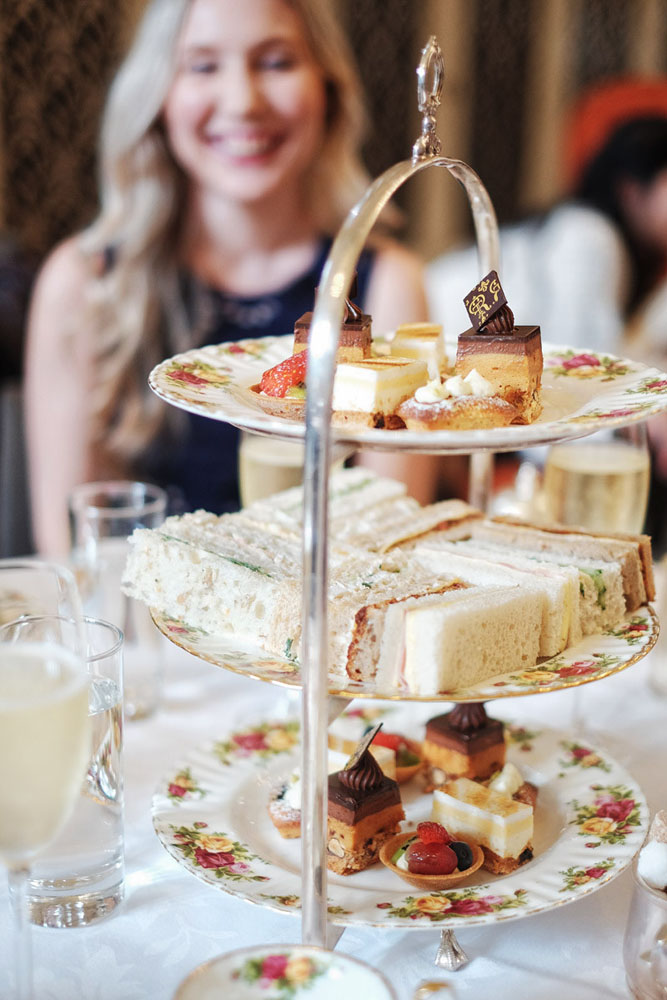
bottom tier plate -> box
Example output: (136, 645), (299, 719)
(152, 704), (647, 929)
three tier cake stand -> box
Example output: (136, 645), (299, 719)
(149, 38), (667, 973)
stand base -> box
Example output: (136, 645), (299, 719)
(435, 929), (469, 971)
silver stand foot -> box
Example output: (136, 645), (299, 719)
(435, 929), (468, 971)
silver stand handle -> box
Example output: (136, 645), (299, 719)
(300, 37), (500, 947)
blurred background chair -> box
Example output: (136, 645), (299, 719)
(0, 234), (37, 556)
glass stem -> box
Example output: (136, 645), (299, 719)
(8, 865), (33, 1000)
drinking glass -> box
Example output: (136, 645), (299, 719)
(541, 423), (650, 534)
(69, 480), (167, 720)
(4, 616), (125, 928)
(0, 586), (90, 999)
(238, 432), (352, 507)
(623, 861), (667, 998)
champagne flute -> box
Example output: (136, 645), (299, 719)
(0, 562), (90, 999)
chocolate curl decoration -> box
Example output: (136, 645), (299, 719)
(448, 702), (488, 733)
(339, 749), (384, 791)
(343, 272), (363, 323)
(481, 303), (515, 335)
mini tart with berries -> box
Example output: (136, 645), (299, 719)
(250, 351), (308, 421)
(372, 730), (424, 784)
(380, 821), (483, 891)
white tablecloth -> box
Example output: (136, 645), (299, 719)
(2, 628), (666, 1000)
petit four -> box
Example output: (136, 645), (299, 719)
(268, 745), (396, 839)
(326, 727), (404, 874)
(422, 704), (506, 782)
(455, 270), (543, 423)
(389, 322), (447, 377)
(431, 776), (534, 874)
(331, 356), (429, 427)
(293, 275), (372, 362)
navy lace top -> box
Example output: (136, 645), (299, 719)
(140, 239), (376, 514)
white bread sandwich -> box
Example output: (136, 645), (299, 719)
(489, 516), (655, 607)
(416, 534), (625, 638)
(411, 542), (576, 656)
(467, 518), (650, 611)
(345, 584), (542, 694)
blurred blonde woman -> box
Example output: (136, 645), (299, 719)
(26, 0), (428, 556)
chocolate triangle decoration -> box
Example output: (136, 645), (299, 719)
(464, 270), (510, 331)
(344, 722), (383, 771)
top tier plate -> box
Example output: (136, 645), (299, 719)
(149, 335), (667, 453)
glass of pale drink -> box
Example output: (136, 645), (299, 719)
(541, 423), (650, 533)
(238, 431), (352, 507)
(5, 616), (124, 929)
(0, 561), (90, 999)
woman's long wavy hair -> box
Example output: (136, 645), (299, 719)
(82, 0), (370, 463)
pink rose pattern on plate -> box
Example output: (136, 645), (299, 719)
(546, 351), (632, 379)
(233, 951), (326, 996)
(569, 784), (641, 847)
(170, 824), (270, 882)
(214, 721), (299, 766)
(376, 888), (529, 922)
(167, 767), (206, 802)
(558, 742), (612, 774)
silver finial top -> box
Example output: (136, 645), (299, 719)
(412, 36), (444, 162)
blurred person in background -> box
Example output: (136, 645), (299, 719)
(427, 106), (667, 355)
(427, 80), (667, 548)
(25, 0), (428, 557)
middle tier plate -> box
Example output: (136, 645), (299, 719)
(152, 604), (657, 702)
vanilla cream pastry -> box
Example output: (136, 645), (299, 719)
(389, 322), (447, 377)
(432, 777), (533, 873)
(332, 357), (429, 416)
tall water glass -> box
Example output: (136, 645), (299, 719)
(4, 616), (125, 928)
(0, 603), (90, 999)
(69, 481), (166, 719)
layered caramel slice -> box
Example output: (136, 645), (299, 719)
(293, 277), (372, 362)
(455, 326), (543, 423)
(455, 269), (543, 423)
(326, 744), (404, 875)
(422, 705), (506, 781)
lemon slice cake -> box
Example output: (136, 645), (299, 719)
(432, 777), (534, 874)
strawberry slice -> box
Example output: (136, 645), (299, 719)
(259, 351), (308, 398)
(416, 821), (450, 844)
(372, 731), (402, 752)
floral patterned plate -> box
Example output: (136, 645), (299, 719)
(152, 704), (648, 930)
(174, 944), (397, 1000)
(152, 604), (657, 702)
(149, 336), (667, 453)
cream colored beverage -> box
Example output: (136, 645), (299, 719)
(542, 441), (650, 533)
(239, 434), (306, 506)
(0, 643), (90, 867)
